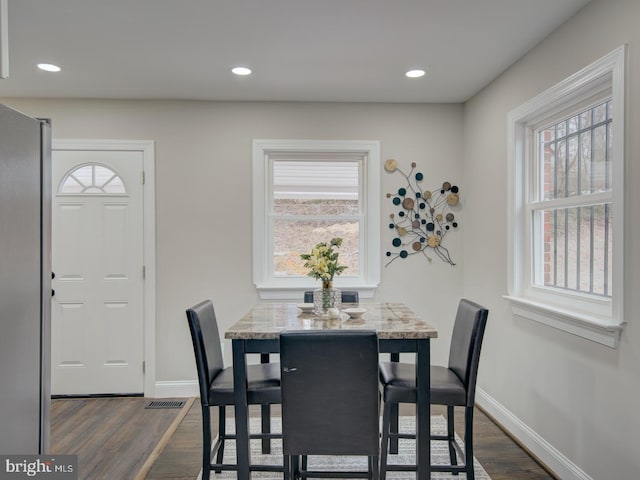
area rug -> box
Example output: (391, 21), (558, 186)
(196, 415), (490, 479)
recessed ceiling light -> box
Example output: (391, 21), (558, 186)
(405, 69), (426, 78)
(231, 66), (252, 76)
(37, 63), (61, 72)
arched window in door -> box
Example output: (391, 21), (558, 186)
(58, 163), (127, 194)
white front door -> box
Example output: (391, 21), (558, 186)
(51, 150), (144, 395)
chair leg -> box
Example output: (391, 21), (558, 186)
(293, 455), (301, 480)
(284, 455), (291, 480)
(447, 405), (459, 473)
(389, 403), (399, 454)
(369, 455), (380, 480)
(201, 405), (211, 480)
(379, 401), (392, 480)
(389, 353), (400, 454)
(464, 406), (475, 480)
(261, 403), (271, 454)
(259, 353), (272, 454)
(214, 406), (225, 473)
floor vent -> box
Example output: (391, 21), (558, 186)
(145, 400), (186, 409)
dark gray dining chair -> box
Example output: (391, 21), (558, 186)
(303, 290), (359, 304)
(378, 299), (488, 480)
(280, 330), (380, 479)
(186, 300), (284, 479)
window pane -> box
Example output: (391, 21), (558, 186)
(539, 101), (613, 200)
(103, 176), (126, 194)
(60, 176), (83, 194)
(94, 165), (115, 186)
(580, 131), (592, 193)
(273, 219), (359, 276)
(71, 165), (93, 186)
(536, 204), (611, 297)
(566, 135), (579, 196)
(592, 124), (610, 192)
(542, 141), (556, 201)
(568, 115), (579, 134)
(274, 199), (358, 216)
(541, 126), (555, 142)
(593, 102), (607, 123)
(579, 110), (592, 129)
(273, 160), (359, 214)
(556, 139), (566, 198)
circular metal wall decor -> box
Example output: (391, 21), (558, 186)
(384, 159), (460, 267)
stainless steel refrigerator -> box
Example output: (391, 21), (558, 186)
(0, 104), (51, 454)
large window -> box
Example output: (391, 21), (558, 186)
(253, 140), (380, 299)
(533, 100), (612, 297)
(506, 46), (626, 348)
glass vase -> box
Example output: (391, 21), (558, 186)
(313, 281), (342, 315)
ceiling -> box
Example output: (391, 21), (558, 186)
(0, 0), (591, 103)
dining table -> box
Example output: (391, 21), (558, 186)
(224, 301), (438, 480)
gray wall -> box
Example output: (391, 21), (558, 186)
(462, 0), (640, 478)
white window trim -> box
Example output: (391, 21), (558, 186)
(505, 45), (626, 348)
(253, 139), (381, 300)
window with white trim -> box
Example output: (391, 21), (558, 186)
(506, 46), (626, 348)
(253, 140), (380, 299)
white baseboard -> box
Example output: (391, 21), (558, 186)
(476, 387), (593, 480)
(154, 380), (199, 398)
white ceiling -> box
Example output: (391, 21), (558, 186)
(0, 0), (591, 103)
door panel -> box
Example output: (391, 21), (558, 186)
(52, 150), (144, 395)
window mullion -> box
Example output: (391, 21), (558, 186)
(270, 214), (362, 221)
(605, 102), (611, 190)
(553, 209), (558, 287)
(604, 203), (610, 296)
(590, 108), (596, 193)
(576, 206), (581, 291)
(529, 191), (612, 210)
(589, 205), (595, 293)
(564, 120), (569, 198)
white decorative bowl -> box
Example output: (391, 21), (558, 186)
(296, 303), (315, 313)
(342, 307), (366, 319)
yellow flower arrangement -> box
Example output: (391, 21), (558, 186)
(300, 237), (347, 284)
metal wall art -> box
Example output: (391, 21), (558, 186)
(384, 159), (460, 266)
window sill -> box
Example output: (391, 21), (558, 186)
(256, 284), (378, 301)
(503, 295), (624, 348)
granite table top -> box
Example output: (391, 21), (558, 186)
(225, 302), (438, 340)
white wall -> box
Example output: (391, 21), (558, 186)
(463, 0), (640, 478)
(0, 98), (464, 387)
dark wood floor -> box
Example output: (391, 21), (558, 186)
(50, 396), (556, 479)
(146, 403), (557, 480)
(50, 397), (191, 480)
(439, 405), (557, 480)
